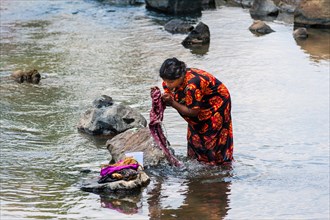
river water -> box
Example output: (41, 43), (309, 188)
(0, 1), (329, 219)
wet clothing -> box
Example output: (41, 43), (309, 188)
(149, 87), (182, 167)
(98, 157), (140, 184)
(163, 68), (234, 165)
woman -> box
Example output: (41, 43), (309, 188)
(160, 57), (234, 165)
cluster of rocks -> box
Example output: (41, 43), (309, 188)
(12, 0), (328, 85)
(148, 0), (329, 44)
(78, 95), (170, 166)
(78, 96), (173, 195)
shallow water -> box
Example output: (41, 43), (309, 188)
(0, 1), (329, 219)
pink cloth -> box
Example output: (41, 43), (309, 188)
(149, 87), (182, 167)
(100, 164), (139, 177)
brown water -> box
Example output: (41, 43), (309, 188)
(1, 1), (329, 219)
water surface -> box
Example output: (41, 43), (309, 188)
(1, 1), (329, 219)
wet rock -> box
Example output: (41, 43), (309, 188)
(164, 19), (194, 34)
(11, 69), (41, 84)
(250, 0), (279, 19)
(106, 127), (170, 167)
(92, 95), (114, 108)
(221, 0), (254, 8)
(201, 0), (216, 10)
(77, 99), (147, 136)
(249, 20), (275, 35)
(293, 27), (308, 39)
(80, 171), (150, 194)
(182, 22), (210, 47)
(294, 0), (330, 28)
(145, 0), (202, 15)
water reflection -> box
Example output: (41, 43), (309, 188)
(100, 194), (141, 215)
(294, 28), (330, 61)
(146, 163), (232, 219)
(184, 43), (210, 55)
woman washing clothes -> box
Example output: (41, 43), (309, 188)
(159, 57), (234, 165)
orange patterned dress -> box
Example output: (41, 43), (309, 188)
(162, 68), (234, 165)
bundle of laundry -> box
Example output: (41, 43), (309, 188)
(98, 157), (142, 184)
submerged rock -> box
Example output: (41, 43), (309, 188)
(249, 20), (275, 35)
(293, 27), (308, 39)
(11, 69), (41, 84)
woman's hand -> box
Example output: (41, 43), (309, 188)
(162, 93), (174, 106)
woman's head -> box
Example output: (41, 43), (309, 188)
(159, 57), (186, 80)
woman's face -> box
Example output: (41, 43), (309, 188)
(163, 76), (184, 91)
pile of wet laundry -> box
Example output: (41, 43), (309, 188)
(98, 157), (142, 184)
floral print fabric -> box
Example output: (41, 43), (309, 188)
(162, 68), (234, 165)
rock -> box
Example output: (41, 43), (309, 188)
(221, 0), (254, 8)
(145, 0), (202, 15)
(77, 100), (147, 136)
(80, 171), (150, 194)
(249, 20), (275, 35)
(106, 127), (170, 167)
(92, 95), (114, 108)
(182, 22), (210, 47)
(11, 69), (41, 84)
(294, 0), (330, 28)
(201, 0), (216, 10)
(164, 19), (194, 34)
(250, 0), (279, 19)
(293, 27), (308, 39)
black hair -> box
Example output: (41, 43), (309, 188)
(159, 57), (187, 80)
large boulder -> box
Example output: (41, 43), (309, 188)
(275, 2), (297, 23)
(77, 96), (147, 135)
(294, 0), (330, 28)
(220, 0), (254, 8)
(145, 0), (202, 15)
(250, 0), (279, 19)
(106, 127), (170, 167)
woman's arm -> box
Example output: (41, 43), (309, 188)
(162, 93), (200, 117)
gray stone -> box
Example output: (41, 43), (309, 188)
(250, 0), (279, 19)
(145, 0), (202, 15)
(164, 19), (194, 34)
(77, 101), (147, 135)
(182, 22), (210, 47)
(92, 95), (113, 108)
(106, 127), (170, 167)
